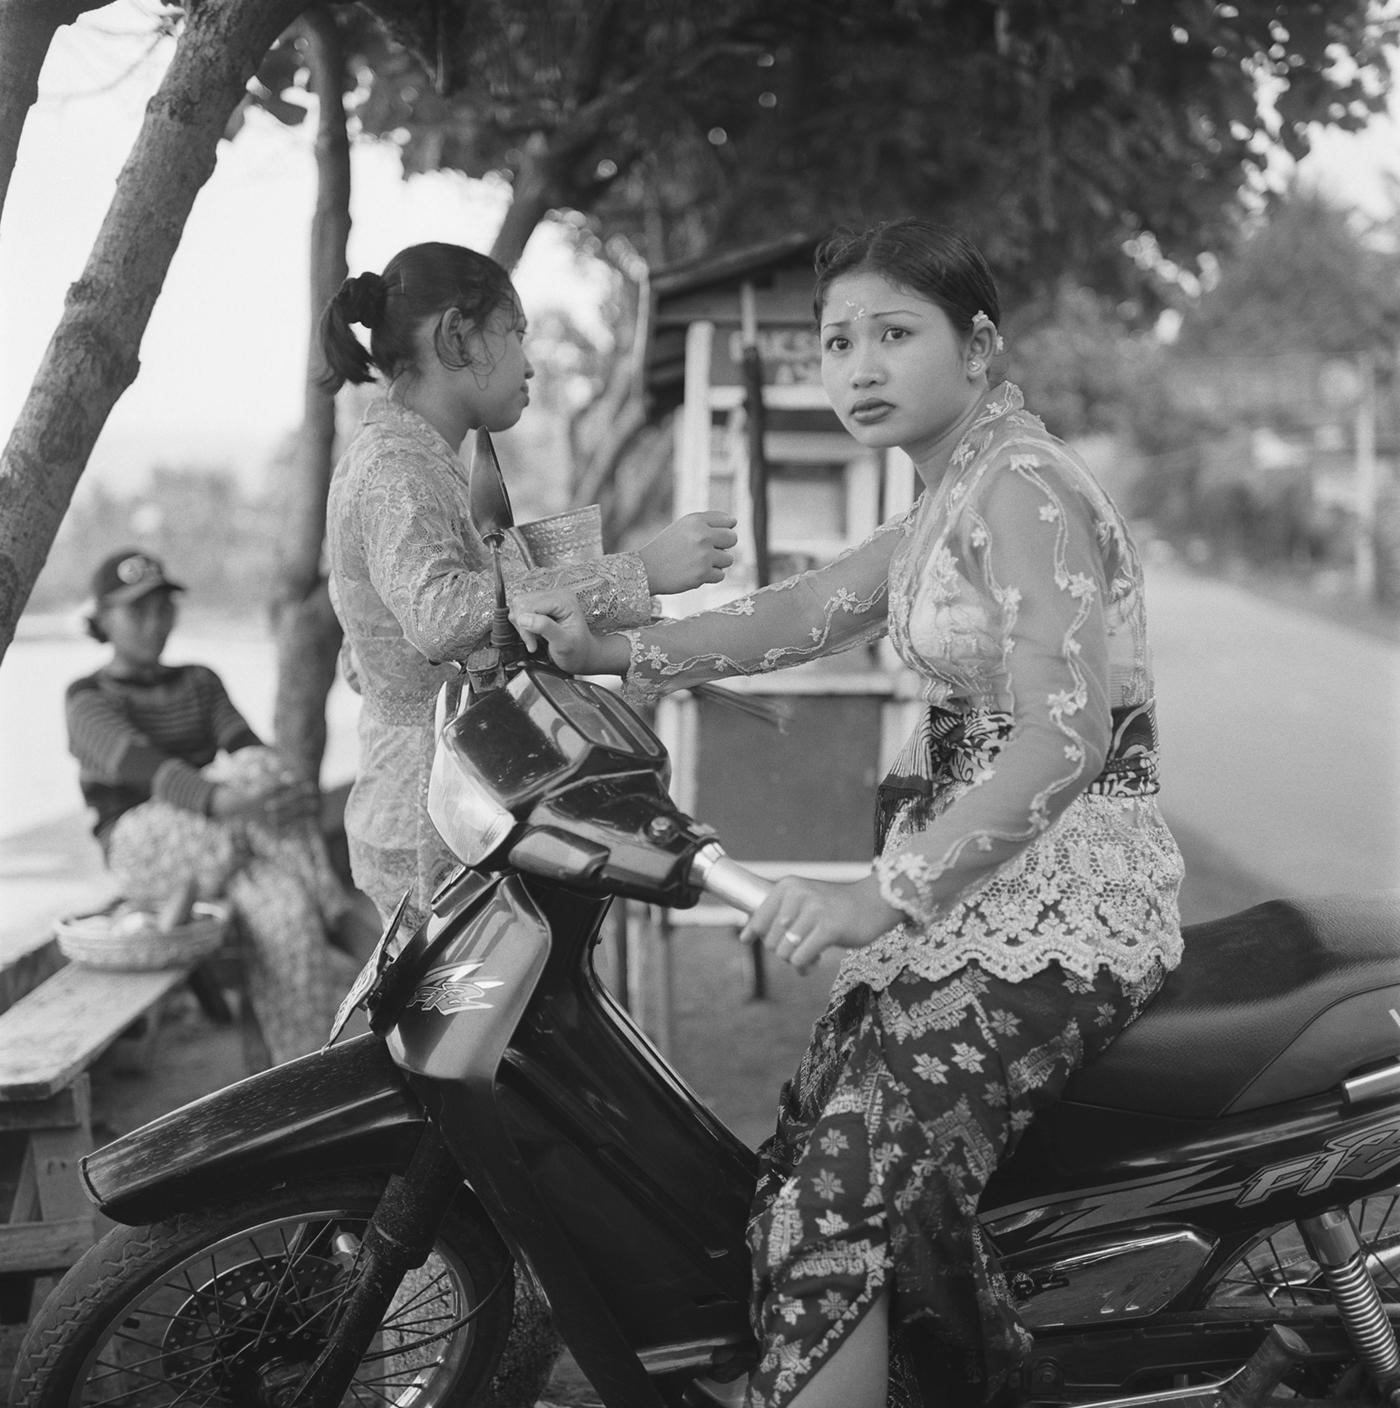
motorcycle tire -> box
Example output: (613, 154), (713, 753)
(9, 1173), (518, 1407)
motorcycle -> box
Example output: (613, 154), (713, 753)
(12, 451), (1400, 1408)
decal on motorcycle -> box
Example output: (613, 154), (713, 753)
(987, 1165), (1232, 1244)
(409, 961), (506, 1015)
(1237, 1116), (1400, 1207)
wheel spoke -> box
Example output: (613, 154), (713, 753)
(1200, 1186), (1400, 1406)
(16, 1182), (509, 1408)
(85, 1348), (223, 1407)
(90, 1309), (248, 1404)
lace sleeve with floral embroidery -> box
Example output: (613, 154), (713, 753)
(620, 508), (914, 704)
(359, 451), (651, 664)
(874, 457), (1113, 924)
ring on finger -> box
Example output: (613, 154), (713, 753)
(783, 930), (803, 948)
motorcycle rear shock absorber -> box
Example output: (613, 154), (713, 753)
(1300, 1208), (1400, 1404)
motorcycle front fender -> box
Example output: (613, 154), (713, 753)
(82, 1032), (425, 1225)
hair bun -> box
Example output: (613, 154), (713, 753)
(340, 272), (387, 329)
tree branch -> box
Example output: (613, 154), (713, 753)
(0, 0), (312, 663)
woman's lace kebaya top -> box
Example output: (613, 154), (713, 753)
(327, 397), (653, 917)
(621, 384), (1184, 995)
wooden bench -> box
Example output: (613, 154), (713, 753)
(0, 960), (198, 1278)
(0, 805), (374, 1284)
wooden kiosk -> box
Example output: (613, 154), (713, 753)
(638, 236), (923, 975)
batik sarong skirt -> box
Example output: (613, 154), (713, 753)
(106, 747), (356, 1064)
(746, 960), (1163, 1407)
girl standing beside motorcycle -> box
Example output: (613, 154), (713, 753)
(514, 219), (1187, 1408)
(318, 241), (739, 929)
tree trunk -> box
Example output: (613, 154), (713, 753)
(489, 132), (558, 271)
(0, 0), (103, 230)
(0, 0), (311, 664)
(603, 422), (673, 546)
(569, 290), (645, 505)
(270, 3), (350, 785)
(569, 264), (650, 518)
(571, 395), (648, 511)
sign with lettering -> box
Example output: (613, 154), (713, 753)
(710, 325), (823, 388)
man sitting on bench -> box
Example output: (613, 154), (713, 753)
(65, 548), (359, 1063)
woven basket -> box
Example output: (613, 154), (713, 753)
(55, 900), (231, 971)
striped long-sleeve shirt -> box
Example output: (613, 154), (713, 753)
(65, 663), (261, 844)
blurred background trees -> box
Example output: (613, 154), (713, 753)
(1113, 184), (1400, 601)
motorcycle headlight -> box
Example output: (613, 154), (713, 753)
(427, 735), (515, 865)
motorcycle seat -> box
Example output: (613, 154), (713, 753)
(1061, 892), (1400, 1119)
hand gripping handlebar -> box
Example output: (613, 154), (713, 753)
(689, 841), (774, 917)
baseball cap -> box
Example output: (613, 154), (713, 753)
(90, 549), (185, 608)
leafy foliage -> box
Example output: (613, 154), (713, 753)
(1175, 184), (1400, 358)
(325, 0), (1398, 310)
(1120, 185), (1400, 574)
(1003, 282), (1149, 440)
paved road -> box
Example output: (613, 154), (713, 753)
(1146, 557), (1399, 902)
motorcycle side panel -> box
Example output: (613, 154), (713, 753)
(976, 1086), (1400, 1373)
(82, 1032), (425, 1224)
(1002, 1223), (1217, 1328)
(495, 882), (757, 1344)
(386, 872), (552, 1085)
(403, 874), (758, 1361)
(986, 1089), (1400, 1251)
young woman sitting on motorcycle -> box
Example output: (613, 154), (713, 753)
(318, 241), (739, 930)
(512, 219), (1187, 1408)
(66, 549), (359, 1063)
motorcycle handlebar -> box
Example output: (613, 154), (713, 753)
(689, 842), (774, 916)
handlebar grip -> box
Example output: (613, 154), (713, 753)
(690, 844), (774, 917)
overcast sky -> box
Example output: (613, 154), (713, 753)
(2, 2), (1397, 499)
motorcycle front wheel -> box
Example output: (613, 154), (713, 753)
(10, 1174), (515, 1407)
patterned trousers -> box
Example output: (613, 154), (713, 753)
(106, 747), (358, 1064)
(746, 960), (1163, 1407)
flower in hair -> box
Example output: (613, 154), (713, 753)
(971, 309), (1006, 353)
